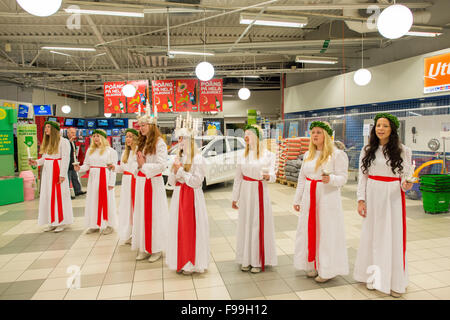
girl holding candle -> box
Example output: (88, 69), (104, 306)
(354, 113), (413, 298)
(74, 129), (118, 235)
(132, 113), (169, 262)
(292, 121), (349, 283)
(110, 128), (139, 245)
(29, 121), (73, 233)
(166, 117), (209, 275)
(232, 124), (277, 273)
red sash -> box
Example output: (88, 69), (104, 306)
(175, 182), (196, 272)
(123, 171), (136, 216)
(90, 166), (108, 227)
(306, 177), (322, 268)
(45, 158), (63, 224)
(243, 175), (265, 271)
(137, 171), (162, 254)
(369, 175), (407, 271)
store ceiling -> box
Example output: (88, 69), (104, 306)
(0, 0), (449, 101)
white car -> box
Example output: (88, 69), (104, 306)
(163, 135), (246, 190)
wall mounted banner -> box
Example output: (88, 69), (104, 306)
(104, 81), (149, 114)
(151, 80), (175, 113)
(424, 52), (450, 94)
(127, 80), (149, 114)
(199, 79), (223, 112)
(175, 79), (199, 112)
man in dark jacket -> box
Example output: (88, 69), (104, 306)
(67, 127), (86, 199)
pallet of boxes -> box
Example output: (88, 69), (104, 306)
(277, 137), (310, 188)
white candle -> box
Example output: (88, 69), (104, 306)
(27, 146), (31, 159)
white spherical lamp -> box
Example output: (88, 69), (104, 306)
(122, 84), (136, 98)
(61, 104), (71, 114)
(195, 61), (214, 81)
(17, 0), (62, 17)
(377, 4), (413, 39)
(238, 87), (251, 100)
(354, 68), (372, 86)
(104, 113), (112, 118)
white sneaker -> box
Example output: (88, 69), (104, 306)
(86, 228), (99, 234)
(53, 226), (65, 233)
(241, 265), (251, 272)
(390, 290), (402, 298)
(136, 252), (151, 261)
(124, 237), (132, 245)
(366, 282), (375, 291)
(314, 276), (330, 283)
(101, 226), (113, 235)
(250, 267), (261, 273)
(182, 270), (193, 275)
(44, 225), (57, 232)
(148, 252), (162, 263)
(306, 270), (318, 278)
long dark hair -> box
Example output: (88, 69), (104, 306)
(361, 118), (404, 175)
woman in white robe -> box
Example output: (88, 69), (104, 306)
(166, 127), (209, 274)
(113, 128), (139, 245)
(30, 121), (73, 233)
(293, 121), (349, 282)
(132, 114), (169, 263)
(354, 113), (413, 298)
(232, 125), (277, 273)
(74, 129), (118, 235)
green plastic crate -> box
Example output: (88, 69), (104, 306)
(421, 191), (450, 214)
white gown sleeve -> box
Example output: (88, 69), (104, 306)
(267, 151), (277, 183)
(59, 139), (70, 179)
(357, 147), (368, 202)
(79, 149), (91, 173)
(176, 155), (205, 189)
(37, 154), (45, 167)
(231, 161), (243, 202)
(108, 148), (118, 187)
(400, 145), (412, 190)
(141, 139), (167, 178)
(293, 152), (307, 206)
(329, 149), (348, 187)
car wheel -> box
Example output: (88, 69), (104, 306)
(202, 178), (207, 190)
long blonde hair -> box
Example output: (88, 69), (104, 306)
(176, 135), (198, 173)
(122, 133), (138, 164)
(89, 133), (109, 155)
(244, 125), (262, 159)
(40, 125), (60, 155)
(305, 126), (334, 171)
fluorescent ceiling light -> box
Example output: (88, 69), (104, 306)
(143, 8), (215, 14)
(295, 56), (338, 64)
(42, 46), (96, 52)
(240, 13), (307, 28)
(243, 75), (260, 78)
(64, 8), (144, 18)
(49, 50), (73, 57)
(405, 31), (442, 37)
(169, 50), (214, 56)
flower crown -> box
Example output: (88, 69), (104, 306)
(92, 129), (107, 139)
(174, 112), (202, 138)
(374, 113), (400, 129)
(244, 124), (262, 140)
(44, 120), (60, 131)
(309, 121), (333, 137)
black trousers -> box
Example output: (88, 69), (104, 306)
(68, 169), (82, 195)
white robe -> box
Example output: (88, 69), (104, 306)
(37, 138), (74, 226)
(166, 154), (210, 273)
(232, 149), (278, 268)
(79, 147), (118, 230)
(116, 151), (138, 244)
(292, 148), (349, 279)
(354, 144), (412, 294)
(132, 138), (169, 254)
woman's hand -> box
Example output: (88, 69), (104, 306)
(293, 204), (300, 212)
(107, 164), (115, 171)
(358, 200), (367, 218)
(137, 152), (145, 169)
(59, 177), (65, 184)
(28, 159), (37, 166)
(232, 201), (239, 210)
(321, 175), (330, 184)
(262, 174), (270, 181)
(108, 186), (114, 190)
(402, 181), (413, 191)
(74, 164), (80, 172)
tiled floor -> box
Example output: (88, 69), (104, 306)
(0, 180), (449, 300)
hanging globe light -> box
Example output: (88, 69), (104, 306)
(122, 84), (136, 98)
(238, 87), (251, 100)
(354, 68), (372, 86)
(104, 113), (112, 118)
(377, 4), (413, 39)
(17, 0), (62, 17)
(195, 61), (215, 81)
(61, 104), (71, 114)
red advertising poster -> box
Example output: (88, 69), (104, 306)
(104, 81), (149, 114)
(199, 79), (223, 112)
(151, 80), (175, 113)
(175, 79), (199, 112)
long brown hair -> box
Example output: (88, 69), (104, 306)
(122, 133), (138, 163)
(40, 125), (60, 155)
(137, 124), (163, 155)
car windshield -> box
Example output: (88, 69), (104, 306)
(168, 137), (214, 155)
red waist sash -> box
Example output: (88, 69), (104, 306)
(45, 158), (63, 224)
(175, 182), (196, 272)
(306, 177), (322, 267)
(369, 175), (406, 271)
(90, 166), (108, 227)
(123, 171), (136, 215)
(137, 171), (162, 254)
(243, 175), (265, 271)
